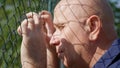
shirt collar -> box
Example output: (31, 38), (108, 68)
(93, 38), (120, 68)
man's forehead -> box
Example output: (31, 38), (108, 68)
(55, 0), (94, 7)
(57, 0), (80, 6)
(54, 0), (90, 23)
(54, 0), (81, 11)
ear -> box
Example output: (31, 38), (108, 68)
(85, 15), (101, 41)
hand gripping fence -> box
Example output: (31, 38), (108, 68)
(0, 0), (59, 67)
(0, 0), (119, 68)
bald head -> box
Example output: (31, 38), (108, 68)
(54, 0), (117, 39)
(53, 0), (117, 67)
(55, 0), (114, 21)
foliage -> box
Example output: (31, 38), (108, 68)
(109, 0), (120, 37)
(0, 0), (59, 67)
(0, 0), (119, 68)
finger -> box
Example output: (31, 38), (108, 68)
(39, 10), (51, 15)
(45, 21), (55, 38)
(41, 15), (51, 21)
(39, 11), (52, 21)
(32, 13), (41, 25)
(27, 18), (35, 30)
(40, 11), (54, 38)
(21, 19), (28, 35)
(26, 12), (37, 18)
(26, 12), (42, 28)
(17, 26), (22, 36)
(33, 14), (44, 29)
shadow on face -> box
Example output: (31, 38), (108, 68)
(59, 38), (89, 68)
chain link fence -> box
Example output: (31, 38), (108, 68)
(0, 0), (119, 68)
(0, 0), (59, 68)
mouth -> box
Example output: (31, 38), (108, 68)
(58, 52), (64, 60)
(57, 46), (64, 59)
(55, 40), (65, 59)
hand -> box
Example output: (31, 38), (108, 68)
(17, 12), (47, 68)
(39, 11), (60, 68)
(39, 11), (54, 44)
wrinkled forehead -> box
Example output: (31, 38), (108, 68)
(53, 0), (92, 24)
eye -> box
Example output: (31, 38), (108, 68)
(54, 24), (65, 31)
(58, 25), (65, 30)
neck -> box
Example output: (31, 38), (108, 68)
(89, 46), (107, 68)
(89, 35), (118, 68)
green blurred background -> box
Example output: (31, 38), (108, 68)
(0, 0), (119, 68)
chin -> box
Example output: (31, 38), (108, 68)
(62, 57), (73, 68)
(63, 60), (69, 68)
(62, 56), (88, 68)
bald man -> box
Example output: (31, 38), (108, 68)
(17, 0), (120, 68)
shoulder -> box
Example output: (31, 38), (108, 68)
(93, 38), (120, 68)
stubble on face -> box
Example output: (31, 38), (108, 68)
(53, 0), (106, 67)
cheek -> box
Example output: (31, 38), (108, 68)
(62, 24), (89, 45)
(63, 44), (87, 67)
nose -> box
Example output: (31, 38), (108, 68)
(50, 35), (60, 46)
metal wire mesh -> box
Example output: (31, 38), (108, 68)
(0, 0), (59, 68)
(0, 0), (119, 68)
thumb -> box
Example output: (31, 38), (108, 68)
(45, 21), (55, 38)
(39, 11), (55, 38)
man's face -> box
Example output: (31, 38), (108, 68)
(50, 0), (91, 67)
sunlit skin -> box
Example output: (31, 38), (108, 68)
(17, 0), (118, 68)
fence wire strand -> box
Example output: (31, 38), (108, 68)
(0, 0), (59, 67)
(0, 0), (119, 68)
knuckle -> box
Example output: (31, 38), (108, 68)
(21, 19), (26, 24)
(26, 12), (38, 18)
(21, 19), (28, 26)
(23, 19), (28, 23)
(26, 12), (32, 16)
(28, 18), (33, 22)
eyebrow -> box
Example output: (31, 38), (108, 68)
(54, 23), (66, 27)
(53, 20), (78, 26)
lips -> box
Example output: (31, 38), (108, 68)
(57, 45), (64, 59)
(57, 50), (64, 59)
(58, 52), (64, 59)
